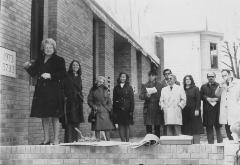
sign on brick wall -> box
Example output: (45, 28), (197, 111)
(0, 47), (16, 78)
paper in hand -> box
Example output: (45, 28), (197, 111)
(146, 87), (157, 95)
(209, 101), (217, 107)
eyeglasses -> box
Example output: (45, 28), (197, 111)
(164, 72), (171, 75)
(207, 76), (214, 78)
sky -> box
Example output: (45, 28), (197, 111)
(96, 0), (240, 58)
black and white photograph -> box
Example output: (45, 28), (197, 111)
(0, 0), (240, 164)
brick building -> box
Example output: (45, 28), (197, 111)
(0, 0), (159, 145)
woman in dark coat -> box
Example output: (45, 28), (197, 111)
(23, 38), (66, 145)
(87, 76), (114, 141)
(182, 75), (203, 144)
(113, 72), (134, 142)
(62, 60), (84, 143)
(139, 71), (164, 137)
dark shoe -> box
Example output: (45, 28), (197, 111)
(39, 141), (50, 145)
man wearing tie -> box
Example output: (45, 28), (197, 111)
(160, 74), (186, 136)
(200, 72), (222, 144)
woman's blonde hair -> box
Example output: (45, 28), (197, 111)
(41, 38), (57, 52)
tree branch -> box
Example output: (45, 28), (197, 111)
(221, 61), (234, 69)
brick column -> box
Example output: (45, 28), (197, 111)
(114, 42), (139, 93)
(96, 19), (114, 96)
(156, 36), (164, 81)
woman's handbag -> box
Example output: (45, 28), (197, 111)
(88, 109), (96, 123)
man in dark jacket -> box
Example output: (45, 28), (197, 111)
(139, 71), (164, 137)
(160, 69), (180, 87)
(200, 72), (223, 144)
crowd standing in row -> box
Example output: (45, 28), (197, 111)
(23, 38), (240, 145)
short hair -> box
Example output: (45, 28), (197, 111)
(163, 69), (172, 75)
(207, 72), (216, 77)
(148, 70), (157, 76)
(169, 74), (176, 80)
(221, 69), (231, 74)
(41, 38), (57, 52)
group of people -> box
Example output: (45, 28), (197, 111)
(141, 68), (240, 144)
(23, 38), (135, 144)
(24, 38), (240, 145)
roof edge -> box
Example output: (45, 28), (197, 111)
(84, 0), (159, 65)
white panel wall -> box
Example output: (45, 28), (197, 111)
(200, 34), (222, 84)
(162, 33), (202, 87)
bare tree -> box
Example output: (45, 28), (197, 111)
(221, 41), (240, 78)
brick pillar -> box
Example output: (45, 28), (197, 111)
(96, 20), (114, 96)
(156, 36), (164, 81)
(114, 42), (139, 93)
(130, 46), (138, 94)
(137, 51), (142, 93)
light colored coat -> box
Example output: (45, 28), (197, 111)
(215, 79), (240, 125)
(160, 84), (186, 125)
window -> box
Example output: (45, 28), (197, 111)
(210, 43), (218, 69)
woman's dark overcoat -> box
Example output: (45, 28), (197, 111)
(113, 83), (134, 125)
(26, 54), (66, 118)
(87, 85), (114, 131)
(182, 86), (203, 135)
(63, 73), (84, 127)
(139, 80), (164, 125)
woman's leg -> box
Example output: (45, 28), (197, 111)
(125, 125), (130, 142)
(95, 131), (100, 141)
(42, 118), (50, 143)
(52, 117), (60, 144)
(118, 125), (125, 141)
(193, 134), (200, 144)
(104, 131), (111, 141)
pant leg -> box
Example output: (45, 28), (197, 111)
(225, 124), (233, 140)
(192, 134), (200, 144)
(154, 125), (160, 137)
(163, 125), (167, 135)
(146, 125), (153, 134)
(206, 126), (214, 144)
(166, 125), (173, 136)
(215, 126), (223, 143)
(174, 125), (181, 136)
(64, 124), (74, 143)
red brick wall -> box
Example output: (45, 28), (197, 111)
(0, 0), (32, 145)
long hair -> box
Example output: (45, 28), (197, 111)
(183, 75), (195, 90)
(68, 60), (82, 76)
(117, 72), (130, 85)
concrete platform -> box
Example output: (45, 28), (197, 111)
(0, 142), (239, 165)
